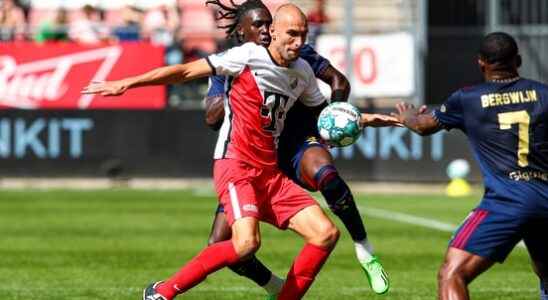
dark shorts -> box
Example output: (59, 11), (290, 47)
(277, 101), (328, 191)
(450, 207), (548, 263)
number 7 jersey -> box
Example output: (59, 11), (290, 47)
(433, 78), (548, 215)
(206, 42), (326, 168)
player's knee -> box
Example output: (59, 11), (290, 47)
(314, 221), (340, 249)
(232, 235), (261, 259)
(438, 260), (468, 284)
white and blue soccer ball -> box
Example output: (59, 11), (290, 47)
(446, 159), (471, 179)
(317, 102), (362, 147)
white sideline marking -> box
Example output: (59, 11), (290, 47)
(358, 205), (526, 249)
(360, 206), (457, 232)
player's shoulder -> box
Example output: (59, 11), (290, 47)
(520, 78), (548, 90)
(299, 43), (316, 56)
(292, 57), (315, 75)
(236, 42), (268, 55)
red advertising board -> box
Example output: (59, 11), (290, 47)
(0, 42), (165, 109)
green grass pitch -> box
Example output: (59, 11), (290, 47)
(0, 188), (538, 299)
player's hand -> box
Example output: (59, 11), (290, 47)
(360, 113), (403, 128)
(81, 80), (129, 96)
(390, 102), (422, 124)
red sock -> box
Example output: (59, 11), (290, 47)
(156, 240), (240, 299)
(277, 243), (332, 300)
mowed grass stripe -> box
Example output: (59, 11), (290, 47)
(0, 190), (538, 300)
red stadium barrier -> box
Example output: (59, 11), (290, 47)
(0, 42), (166, 109)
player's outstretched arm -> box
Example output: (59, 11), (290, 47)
(391, 102), (441, 136)
(318, 65), (351, 102)
(359, 113), (402, 128)
(81, 59), (213, 96)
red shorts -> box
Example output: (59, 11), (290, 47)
(213, 158), (317, 229)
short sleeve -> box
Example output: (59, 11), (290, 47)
(433, 90), (465, 130)
(206, 42), (254, 77)
(300, 64), (327, 107)
(207, 75), (226, 97)
(299, 44), (330, 77)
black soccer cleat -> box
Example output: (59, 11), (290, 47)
(143, 281), (168, 300)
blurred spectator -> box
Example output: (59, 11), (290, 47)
(306, 0), (329, 48)
(0, 0), (26, 41)
(143, 4), (179, 46)
(69, 4), (110, 44)
(112, 5), (143, 41)
(35, 8), (70, 42)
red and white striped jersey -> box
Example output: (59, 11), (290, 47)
(207, 42), (326, 168)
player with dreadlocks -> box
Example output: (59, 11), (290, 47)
(203, 0), (390, 297)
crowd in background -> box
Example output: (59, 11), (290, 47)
(0, 0), (329, 105)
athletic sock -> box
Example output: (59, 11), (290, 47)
(156, 240), (240, 299)
(316, 165), (367, 242)
(354, 239), (375, 263)
(228, 255), (282, 293)
(277, 243), (332, 299)
(262, 274), (285, 295)
(541, 280), (548, 300)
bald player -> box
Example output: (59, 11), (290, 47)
(83, 4), (398, 300)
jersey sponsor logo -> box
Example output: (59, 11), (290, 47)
(305, 136), (321, 145)
(480, 90), (538, 108)
(508, 170), (548, 182)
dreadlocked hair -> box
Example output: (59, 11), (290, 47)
(206, 0), (268, 40)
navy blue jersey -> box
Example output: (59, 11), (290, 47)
(206, 44), (330, 97)
(434, 78), (548, 216)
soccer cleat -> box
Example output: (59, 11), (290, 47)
(143, 281), (168, 300)
(361, 256), (390, 295)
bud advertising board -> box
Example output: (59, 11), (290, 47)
(0, 42), (165, 109)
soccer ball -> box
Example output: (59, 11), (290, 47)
(446, 159), (471, 179)
(317, 102), (362, 147)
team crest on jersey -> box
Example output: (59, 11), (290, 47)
(290, 78), (298, 89)
(440, 104), (447, 113)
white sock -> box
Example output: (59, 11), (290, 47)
(263, 274), (284, 295)
(354, 239), (374, 263)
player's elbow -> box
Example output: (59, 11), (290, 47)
(414, 125), (438, 136)
(330, 75), (350, 102)
(205, 114), (223, 131)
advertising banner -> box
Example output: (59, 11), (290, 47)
(0, 110), (479, 182)
(0, 42), (165, 109)
(316, 33), (416, 98)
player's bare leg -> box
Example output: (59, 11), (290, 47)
(299, 145), (389, 294)
(526, 232), (548, 300)
(437, 247), (494, 300)
(145, 217), (260, 300)
(531, 259), (548, 300)
(207, 209), (284, 296)
(277, 204), (340, 299)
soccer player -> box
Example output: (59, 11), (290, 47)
(203, 0), (389, 296)
(391, 32), (548, 300)
(82, 4), (398, 300)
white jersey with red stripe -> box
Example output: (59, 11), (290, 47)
(207, 42), (326, 168)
